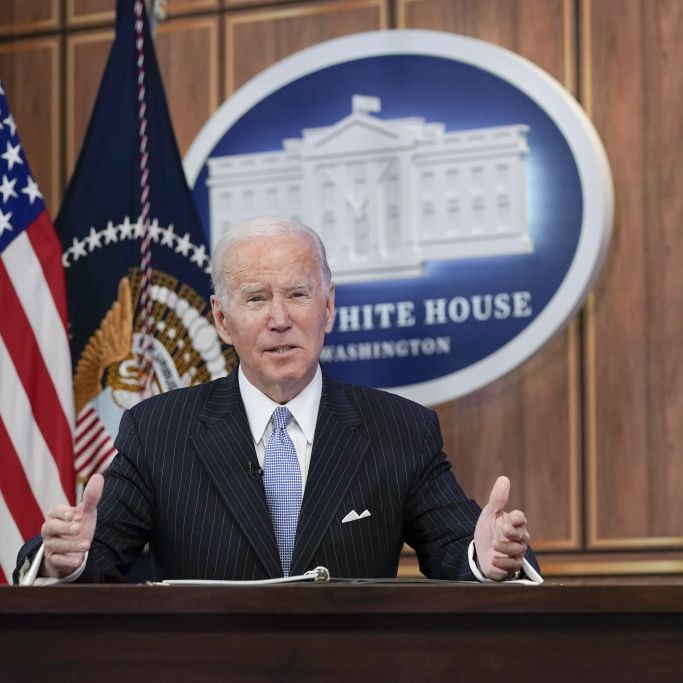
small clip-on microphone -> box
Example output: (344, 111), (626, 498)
(247, 462), (263, 479)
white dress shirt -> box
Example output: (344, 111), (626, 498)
(239, 365), (321, 490)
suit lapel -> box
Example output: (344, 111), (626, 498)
(290, 376), (369, 575)
(190, 372), (282, 578)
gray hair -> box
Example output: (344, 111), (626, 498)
(211, 216), (333, 305)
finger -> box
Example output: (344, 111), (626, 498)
(483, 566), (508, 581)
(490, 554), (523, 573)
(44, 551), (87, 573)
(80, 474), (104, 516)
(507, 510), (527, 527)
(46, 504), (79, 522)
(41, 518), (81, 539)
(486, 476), (510, 515)
(44, 536), (91, 555)
(498, 521), (529, 543)
(493, 540), (527, 558)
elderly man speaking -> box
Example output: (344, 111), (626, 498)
(16, 216), (540, 584)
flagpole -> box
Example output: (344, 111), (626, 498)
(135, 0), (155, 394)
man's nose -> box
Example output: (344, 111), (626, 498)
(268, 298), (291, 329)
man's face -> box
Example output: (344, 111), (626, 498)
(211, 233), (335, 404)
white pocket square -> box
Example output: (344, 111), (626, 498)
(342, 509), (372, 524)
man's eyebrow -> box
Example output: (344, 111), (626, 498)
(286, 282), (313, 292)
(237, 283), (267, 296)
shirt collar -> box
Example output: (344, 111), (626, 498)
(238, 365), (322, 446)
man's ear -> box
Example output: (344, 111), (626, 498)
(211, 294), (233, 345)
(324, 283), (336, 333)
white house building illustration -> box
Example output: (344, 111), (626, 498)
(207, 95), (532, 283)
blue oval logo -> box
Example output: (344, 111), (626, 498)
(185, 30), (613, 405)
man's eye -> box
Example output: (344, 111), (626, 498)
(246, 296), (263, 303)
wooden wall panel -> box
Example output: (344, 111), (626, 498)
(0, 0), (59, 35)
(396, 0), (580, 550)
(165, 0), (219, 13)
(68, 0), (115, 26)
(585, 0), (683, 548)
(225, 0), (294, 6)
(399, 0), (517, 45)
(66, 30), (113, 177)
(226, 0), (388, 94)
(0, 39), (60, 215)
(642, 0), (683, 540)
(155, 17), (219, 156)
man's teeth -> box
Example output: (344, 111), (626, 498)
(270, 346), (292, 352)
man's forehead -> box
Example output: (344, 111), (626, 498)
(223, 236), (320, 279)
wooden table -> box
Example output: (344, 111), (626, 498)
(2, 581), (682, 681)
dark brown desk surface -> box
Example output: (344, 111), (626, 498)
(2, 581), (682, 682)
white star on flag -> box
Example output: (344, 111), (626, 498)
(191, 243), (208, 267)
(3, 113), (16, 137)
(160, 223), (176, 247)
(149, 218), (163, 242)
(70, 235), (87, 261)
(21, 175), (42, 204)
(85, 226), (102, 251)
(1, 140), (23, 170)
(102, 221), (119, 244)
(0, 174), (17, 203)
(119, 216), (134, 239)
(0, 207), (12, 236)
(175, 232), (192, 256)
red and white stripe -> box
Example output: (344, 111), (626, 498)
(0, 212), (75, 582)
(74, 404), (117, 480)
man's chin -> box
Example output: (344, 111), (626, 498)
(267, 361), (317, 390)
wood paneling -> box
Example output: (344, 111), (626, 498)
(66, 0), (220, 26)
(165, 0), (219, 13)
(585, 0), (683, 549)
(66, 29), (113, 178)
(67, 0), (115, 26)
(433, 330), (580, 551)
(642, 0), (683, 540)
(2, 0), (682, 575)
(155, 17), (219, 156)
(0, 0), (58, 35)
(224, 0), (301, 6)
(0, 39), (60, 215)
(225, 0), (388, 94)
(398, 0), (580, 550)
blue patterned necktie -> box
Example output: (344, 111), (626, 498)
(263, 406), (302, 576)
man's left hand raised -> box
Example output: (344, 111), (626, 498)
(473, 476), (530, 581)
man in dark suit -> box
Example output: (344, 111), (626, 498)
(16, 216), (539, 584)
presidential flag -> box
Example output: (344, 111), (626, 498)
(57, 0), (233, 486)
(0, 85), (75, 584)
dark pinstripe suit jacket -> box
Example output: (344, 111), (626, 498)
(20, 371), (535, 582)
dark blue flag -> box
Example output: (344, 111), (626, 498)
(56, 0), (234, 480)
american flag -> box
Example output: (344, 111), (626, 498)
(0, 84), (75, 584)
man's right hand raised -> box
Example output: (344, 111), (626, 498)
(40, 474), (104, 578)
